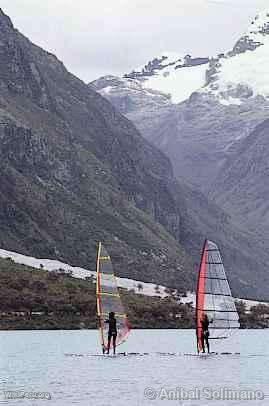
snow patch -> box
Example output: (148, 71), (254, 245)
(0, 248), (266, 310)
(204, 41), (269, 104)
(248, 9), (269, 36)
(144, 63), (208, 104)
(0, 248), (169, 298)
(202, 10), (269, 105)
(101, 85), (113, 94)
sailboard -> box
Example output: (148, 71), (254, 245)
(96, 242), (131, 353)
(196, 240), (240, 354)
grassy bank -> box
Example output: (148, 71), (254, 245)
(0, 258), (268, 330)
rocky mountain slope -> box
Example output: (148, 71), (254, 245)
(0, 8), (194, 291)
(210, 119), (269, 242)
(0, 9), (269, 299)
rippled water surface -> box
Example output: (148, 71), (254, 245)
(0, 329), (268, 405)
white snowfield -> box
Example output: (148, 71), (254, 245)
(143, 62), (208, 104)
(202, 9), (269, 105)
(124, 11), (269, 106)
(0, 248), (169, 297)
(98, 54), (208, 106)
(130, 51), (209, 104)
(0, 248), (266, 310)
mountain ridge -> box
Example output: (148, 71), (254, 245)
(1, 9), (269, 299)
(0, 7), (195, 292)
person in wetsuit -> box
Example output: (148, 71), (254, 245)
(201, 313), (210, 353)
(106, 312), (117, 355)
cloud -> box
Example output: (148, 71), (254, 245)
(1, 0), (269, 81)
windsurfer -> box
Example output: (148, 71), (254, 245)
(106, 312), (117, 355)
(201, 313), (210, 353)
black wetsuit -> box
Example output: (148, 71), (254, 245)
(107, 317), (117, 354)
(201, 317), (210, 353)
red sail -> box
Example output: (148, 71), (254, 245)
(195, 240), (240, 353)
(196, 240), (207, 353)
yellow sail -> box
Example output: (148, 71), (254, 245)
(96, 242), (131, 352)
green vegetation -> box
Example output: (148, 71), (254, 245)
(0, 258), (194, 330)
(236, 300), (269, 329)
(121, 289), (194, 329)
(0, 258), (268, 330)
(0, 258), (96, 330)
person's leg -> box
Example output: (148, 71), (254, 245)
(113, 333), (117, 355)
(107, 333), (112, 354)
(206, 333), (210, 353)
(201, 332), (205, 353)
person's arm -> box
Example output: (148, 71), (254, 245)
(97, 316), (109, 325)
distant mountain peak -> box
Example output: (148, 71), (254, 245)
(200, 9), (269, 106)
(248, 9), (269, 36)
(228, 9), (269, 57)
(125, 52), (209, 82)
(125, 52), (183, 80)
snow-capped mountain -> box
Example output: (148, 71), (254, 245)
(201, 10), (269, 105)
(90, 10), (269, 188)
(94, 10), (269, 108)
(126, 52), (209, 104)
(90, 52), (210, 155)
(92, 52), (209, 106)
(89, 8), (269, 275)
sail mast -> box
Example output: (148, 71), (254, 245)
(196, 240), (207, 353)
(96, 242), (105, 352)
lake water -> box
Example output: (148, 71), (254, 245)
(0, 329), (268, 405)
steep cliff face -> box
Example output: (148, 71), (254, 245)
(0, 8), (194, 291)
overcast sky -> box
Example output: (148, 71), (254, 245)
(1, 0), (269, 82)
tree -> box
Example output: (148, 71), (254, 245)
(249, 304), (269, 326)
(154, 285), (160, 294)
(235, 300), (248, 328)
(137, 283), (143, 292)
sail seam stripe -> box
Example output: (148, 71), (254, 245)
(198, 292), (233, 297)
(100, 312), (126, 317)
(196, 308), (238, 313)
(207, 327), (239, 330)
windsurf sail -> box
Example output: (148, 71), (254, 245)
(96, 242), (131, 353)
(196, 240), (240, 353)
